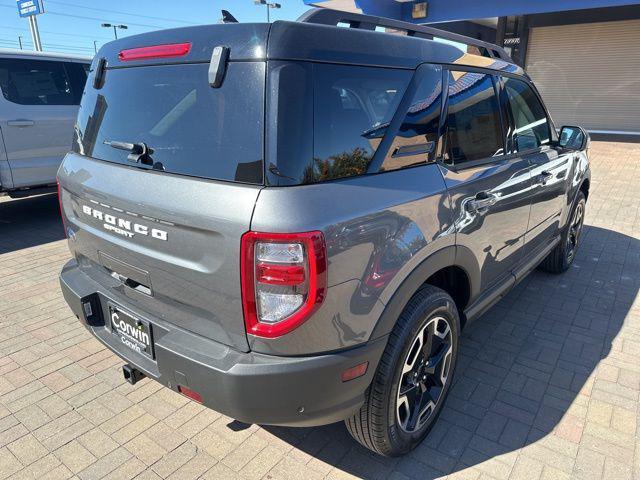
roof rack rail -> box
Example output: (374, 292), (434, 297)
(297, 8), (512, 62)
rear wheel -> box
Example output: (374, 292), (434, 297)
(540, 191), (586, 274)
(345, 285), (459, 456)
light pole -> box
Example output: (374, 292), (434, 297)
(93, 40), (98, 54)
(254, 0), (281, 23)
(101, 23), (128, 40)
(18, 35), (23, 50)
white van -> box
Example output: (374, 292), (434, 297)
(0, 49), (90, 197)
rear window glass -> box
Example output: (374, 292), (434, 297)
(0, 58), (87, 106)
(307, 64), (411, 183)
(73, 62), (264, 184)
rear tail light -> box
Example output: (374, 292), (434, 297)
(118, 42), (191, 62)
(241, 231), (327, 338)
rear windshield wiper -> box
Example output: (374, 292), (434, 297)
(104, 139), (156, 167)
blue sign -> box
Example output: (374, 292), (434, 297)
(17, 0), (44, 18)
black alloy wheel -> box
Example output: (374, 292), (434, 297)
(566, 199), (584, 264)
(396, 315), (453, 433)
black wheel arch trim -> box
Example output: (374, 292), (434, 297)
(370, 245), (480, 341)
(564, 170), (590, 229)
(577, 173), (590, 200)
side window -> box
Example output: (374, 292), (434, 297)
(380, 65), (443, 172)
(309, 64), (412, 183)
(502, 77), (551, 151)
(65, 62), (89, 103)
(0, 58), (82, 106)
(445, 71), (504, 165)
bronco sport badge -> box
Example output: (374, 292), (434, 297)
(81, 205), (168, 241)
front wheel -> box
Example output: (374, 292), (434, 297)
(345, 285), (459, 456)
(539, 190), (586, 274)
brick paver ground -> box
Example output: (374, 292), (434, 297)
(1, 141), (639, 480)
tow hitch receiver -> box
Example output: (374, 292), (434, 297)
(122, 364), (145, 385)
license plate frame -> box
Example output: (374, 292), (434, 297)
(108, 304), (154, 359)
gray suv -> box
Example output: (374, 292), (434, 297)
(58, 9), (591, 456)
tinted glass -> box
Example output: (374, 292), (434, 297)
(503, 77), (551, 151)
(73, 62), (264, 184)
(68, 62), (90, 95)
(307, 64), (411, 183)
(381, 66), (442, 171)
(445, 71), (503, 164)
(0, 58), (86, 105)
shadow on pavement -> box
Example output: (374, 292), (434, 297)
(0, 193), (65, 254)
(261, 224), (635, 478)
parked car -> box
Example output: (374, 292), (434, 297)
(57, 9), (590, 456)
(0, 49), (90, 197)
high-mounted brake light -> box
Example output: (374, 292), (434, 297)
(118, 42), (191, 62)
(241, 231), (327, 338)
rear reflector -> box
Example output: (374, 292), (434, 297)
(341, 362), (369, 382)
(119, 42), (191, 62)
(177, 385), (203, 403)
(56, 178), (67, 236)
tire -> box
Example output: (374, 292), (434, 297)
(345, 285), (460, 456)
(539, 191), (586, 274)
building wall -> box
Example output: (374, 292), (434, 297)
(307, 0), (640, 24)
(433, 21), (497, 44)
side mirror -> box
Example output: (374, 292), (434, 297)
(559, 125), (589, 151)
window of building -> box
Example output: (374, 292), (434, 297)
(445, 71), (504, 165)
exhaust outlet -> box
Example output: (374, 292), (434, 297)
(122, 364), (145, 385)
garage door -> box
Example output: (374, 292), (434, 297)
(526, 20), (640, 133)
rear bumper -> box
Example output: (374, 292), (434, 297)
(59, 259), (387, 427)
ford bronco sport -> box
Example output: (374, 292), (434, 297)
(58, 9), (591, 456)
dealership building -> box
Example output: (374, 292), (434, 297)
(305, 0), (640, 135)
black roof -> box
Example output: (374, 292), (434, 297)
(95, 11), (524, 76)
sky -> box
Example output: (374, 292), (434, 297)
(0, 0), (312, 56)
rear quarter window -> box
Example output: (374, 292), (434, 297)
(267, 63), (446, 185)
(309, 64), (411, 183)
(380, 65), (443, 172)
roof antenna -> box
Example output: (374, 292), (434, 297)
(220, 10), (239, 24)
